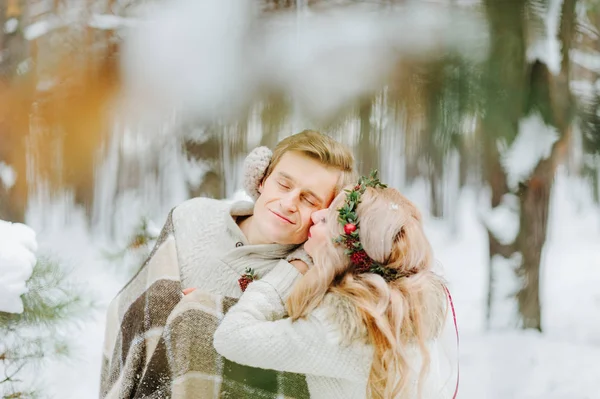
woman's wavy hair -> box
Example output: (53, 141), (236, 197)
(287, 186), (448, 398)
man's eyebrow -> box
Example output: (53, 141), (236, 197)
(277, 172), (294, 181)
(278, 172), (324, 204)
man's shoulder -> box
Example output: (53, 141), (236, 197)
(173, 197), (229, 219)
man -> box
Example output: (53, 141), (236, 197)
(100, 130), (356, 398)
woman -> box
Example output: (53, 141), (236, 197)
(213, 172), (458, 399)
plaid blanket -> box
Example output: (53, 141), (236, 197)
(100, 211), (310, 398)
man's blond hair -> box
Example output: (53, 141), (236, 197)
(265, 130), (356, 194)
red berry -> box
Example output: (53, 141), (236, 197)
(350, 251), (366, 265)
(344, 223), (357, 235)
(238, 268), (257, 292)
(238, 277), (252, 292)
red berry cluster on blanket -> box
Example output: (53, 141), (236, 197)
(238, 268), (257, 292)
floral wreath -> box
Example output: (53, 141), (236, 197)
(334, 170), (407, 282)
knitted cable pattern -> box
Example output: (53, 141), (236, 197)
(243, 146), (273, 201)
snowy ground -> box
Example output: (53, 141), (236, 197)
(421, 172), (600, 399)
(9, 170), (600, 399)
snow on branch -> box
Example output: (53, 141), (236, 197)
(0, 221), (37, 314)
(499, 113), (559, 191)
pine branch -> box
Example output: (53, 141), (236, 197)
(0, 257), (94, 397)
(1, 362), (26, 385)
(100, 216), (159, 278)
(0, 258), (91, 328)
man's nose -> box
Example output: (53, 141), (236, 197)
(280, 191), (300, 212)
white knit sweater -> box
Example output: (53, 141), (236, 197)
(213, 261), (460, 399)
(172, 197), (298, 297)
(213, 260), (373, 398)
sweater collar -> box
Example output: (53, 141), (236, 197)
(224, 200), (297, 259)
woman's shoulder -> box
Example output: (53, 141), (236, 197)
(312, 292), (369, 347)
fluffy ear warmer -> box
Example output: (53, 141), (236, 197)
(242, 146), (273, 201)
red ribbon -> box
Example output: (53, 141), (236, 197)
(444, 285), (460, 399)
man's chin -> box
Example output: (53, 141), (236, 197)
(269, 234), (306, 246)
(286, 238), (308, 246)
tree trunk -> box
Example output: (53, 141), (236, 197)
(0, 1), (28, 222)
(357, 99), (378, 176)
(481, 0), (527, 329)
(483, 0), (577, 330)
(184, 132), (224, 199)
(512, 0), (576, 330)
(484, 139), (512, 328)
(514, 158), (553, 329)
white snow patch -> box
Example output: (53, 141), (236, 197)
(36, 78), (58, 92)
(182, 158), (210, 190)
(4, 18), (19, 34)
(89, 14), (138, 30)
(525, 0), (562, 75)
(225, 189), (253, 204)
(460, 330), (600, 398)
(500, 113), (559, 190)
(146, 220), (162, 238)
(542, 170), (600, 344)
(488, 253), (522, 329)
(481, 193), (520, 245)
(571, 49), (600, 74)
(16, 58), (30, 75)
(570, 80), (597, 101)
(24, 19), (55, 41)
(0, 220), (37, 314)
(0, 161), (16, 189)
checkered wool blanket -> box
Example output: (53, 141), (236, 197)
(100, 211), (310, 398)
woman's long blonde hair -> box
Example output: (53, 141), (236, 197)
(287, 186), (448, 398)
